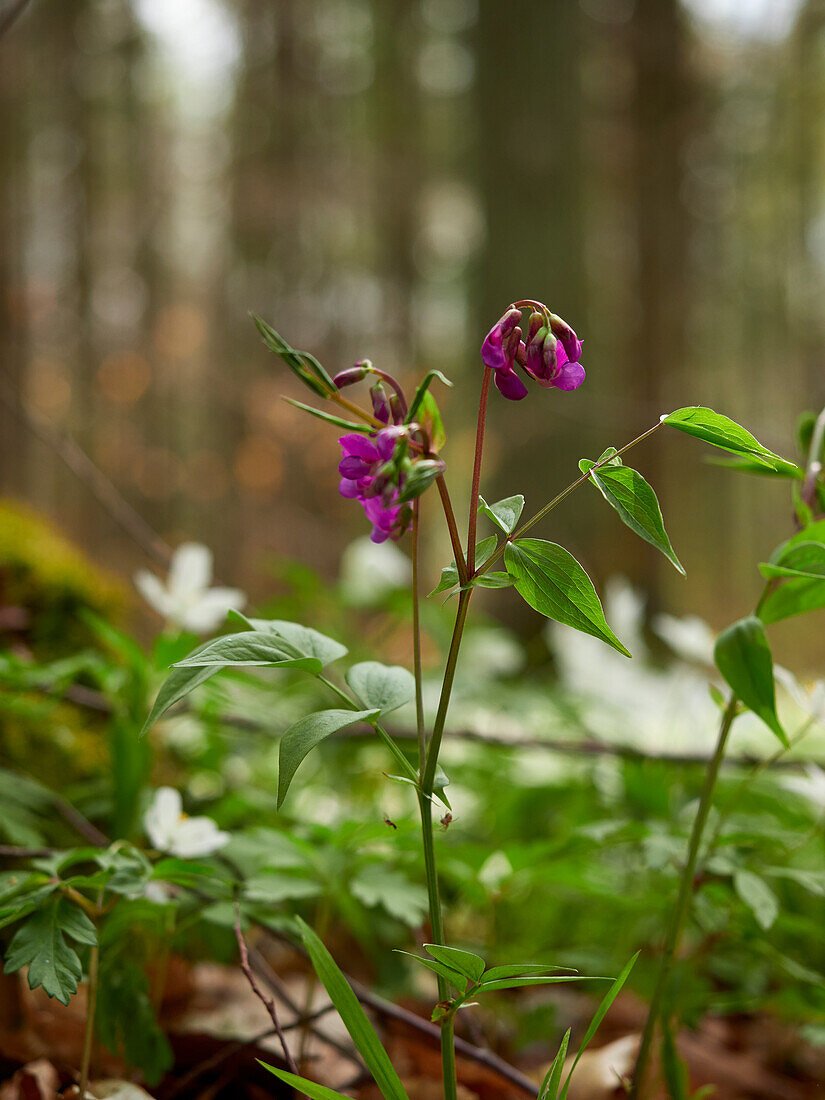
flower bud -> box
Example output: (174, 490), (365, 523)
(333, 362), (371, 389)
(370, 382), (391, 424)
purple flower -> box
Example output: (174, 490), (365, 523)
(483, 304), (585, 399)
(337, 430), (413, 543)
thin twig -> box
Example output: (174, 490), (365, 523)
(233, 903), (300, 1078)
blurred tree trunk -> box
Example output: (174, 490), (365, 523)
(628, 0), (691, 607)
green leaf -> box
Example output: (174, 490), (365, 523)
(141, 662), (222, 735)
(505, 539), (630, 657)
(278, 709), (379, 807)
(259, 1064), (355, 1100)
(471, 571), (512, 589)
(662, 407), (799, 475)
(707, 454), (803, 479)
(350, 866), (428, 926)
(759, 541), (825, 583)
(559, 952), (639, 1100)
(734, 870), (779, 930)
(418, 390), (446, 452)
(582, 463), (684, 574)
(229, 613), (348, 666)
(429, 537), (498, 597)
(285, 397), (371, 432)
(4, 898), (96, 1005)
(483, 963), (573, 982)
(479, 976), (600, 991)
(244, 872), (322, 904)
(539, 1028), (571, 1100)
(174, 631), (322, 672)
(759, 578), (825, 625)
(661, 1015), (689, 1100)
(424, 944), (486, 983)
(346, 662), (415, 712)
(252, 315), (333, 397)
(478, 494), (525, 535)
(713, 616), (787, 745)
(296, 917), (410, 1100)
(394, 950), (467, 989)
(396, 460), (445, 504)
(405, 369), (453, 426)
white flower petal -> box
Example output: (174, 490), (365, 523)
(168, 543), (213, 601)
(143, 787), (183, 851)
(134, 571), (174, 619)
(180, 587), (246, 633)
(169, 816), (229, 858)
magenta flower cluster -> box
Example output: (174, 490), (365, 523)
(338, 429), (410, 543)
(481, 305), (585, 400)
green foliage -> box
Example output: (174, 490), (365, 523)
(504, 539), (630, 656)
(430, 536), (498, 596)
(296, 917), (411, 1100)
(713, 616), (787, 745)
(580, 458), (684, 574)
(662, 407), (800, 475)
(278, 708), (380, 807)
(346, 661), (415, 712)
(4, 897), (96, 1005)
(478, 494), (525, 535)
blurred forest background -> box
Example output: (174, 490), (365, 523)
(1, 0), (825, 665)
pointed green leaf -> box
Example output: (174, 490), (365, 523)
(229, 613), (348, 666)
(734, 870), (779, 930)
(252, 315), (333, 396)
(285, 397), (371, 432)
(759, 541), (825, 583)
(346, 662), (415, 713)
(174, 631), (322, 672)
(582, 463), (684, 574)
(505, 539), (630, 657)
(429, 537), (498, 597)
(141, 662), (222, 735)
(478, 494), (525, 535)
(480, 976), (602, 991)
(424, 944), (486, 983)
(405, 369), (453, 425)
(714, 616), (787, 745)
(539, 1027), (571, 1099)
(417, 390), (446, 451)
(259, 1064), (356, 1100)
(483, 963), (574, 982)
(707, 454), (803, 479)
(297, 917), (410, 1100)
(662, 407), (798, 474)
(394, 950), (467, 989)
(559, 952), (639, 1100)
(278, 709), (379, 807)
(470, 571), (512, 589)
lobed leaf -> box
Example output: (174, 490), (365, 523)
(734, 870), (779, 930)
(4, 898), (96, 1005)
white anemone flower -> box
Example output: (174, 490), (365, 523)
(135, 542), (245, 632)
(339, 536), (411, 607)
(143, 787), (229, 859)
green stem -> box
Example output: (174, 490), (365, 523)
(421, 589), (472, 796)
(411, 500), (426, 774)
(418, 792), (458, 1100)
(629, 694), (739, 1098)
(466, 368), (491, 577)
(436, 474), (468, 586)
(478, 420), (664, 576)
(79, 902), (102, 1098)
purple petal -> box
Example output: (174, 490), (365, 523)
(375, 427), (403, 461)
(494, 367), (528, 401)
(553, 360), (586, 391)
(339, 455), (372, 479)
(481, 308), (522, 372)
(339, 477), (363, 499)
(339, 434), (379, 461)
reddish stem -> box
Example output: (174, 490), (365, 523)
(467, 367), (492, 576)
